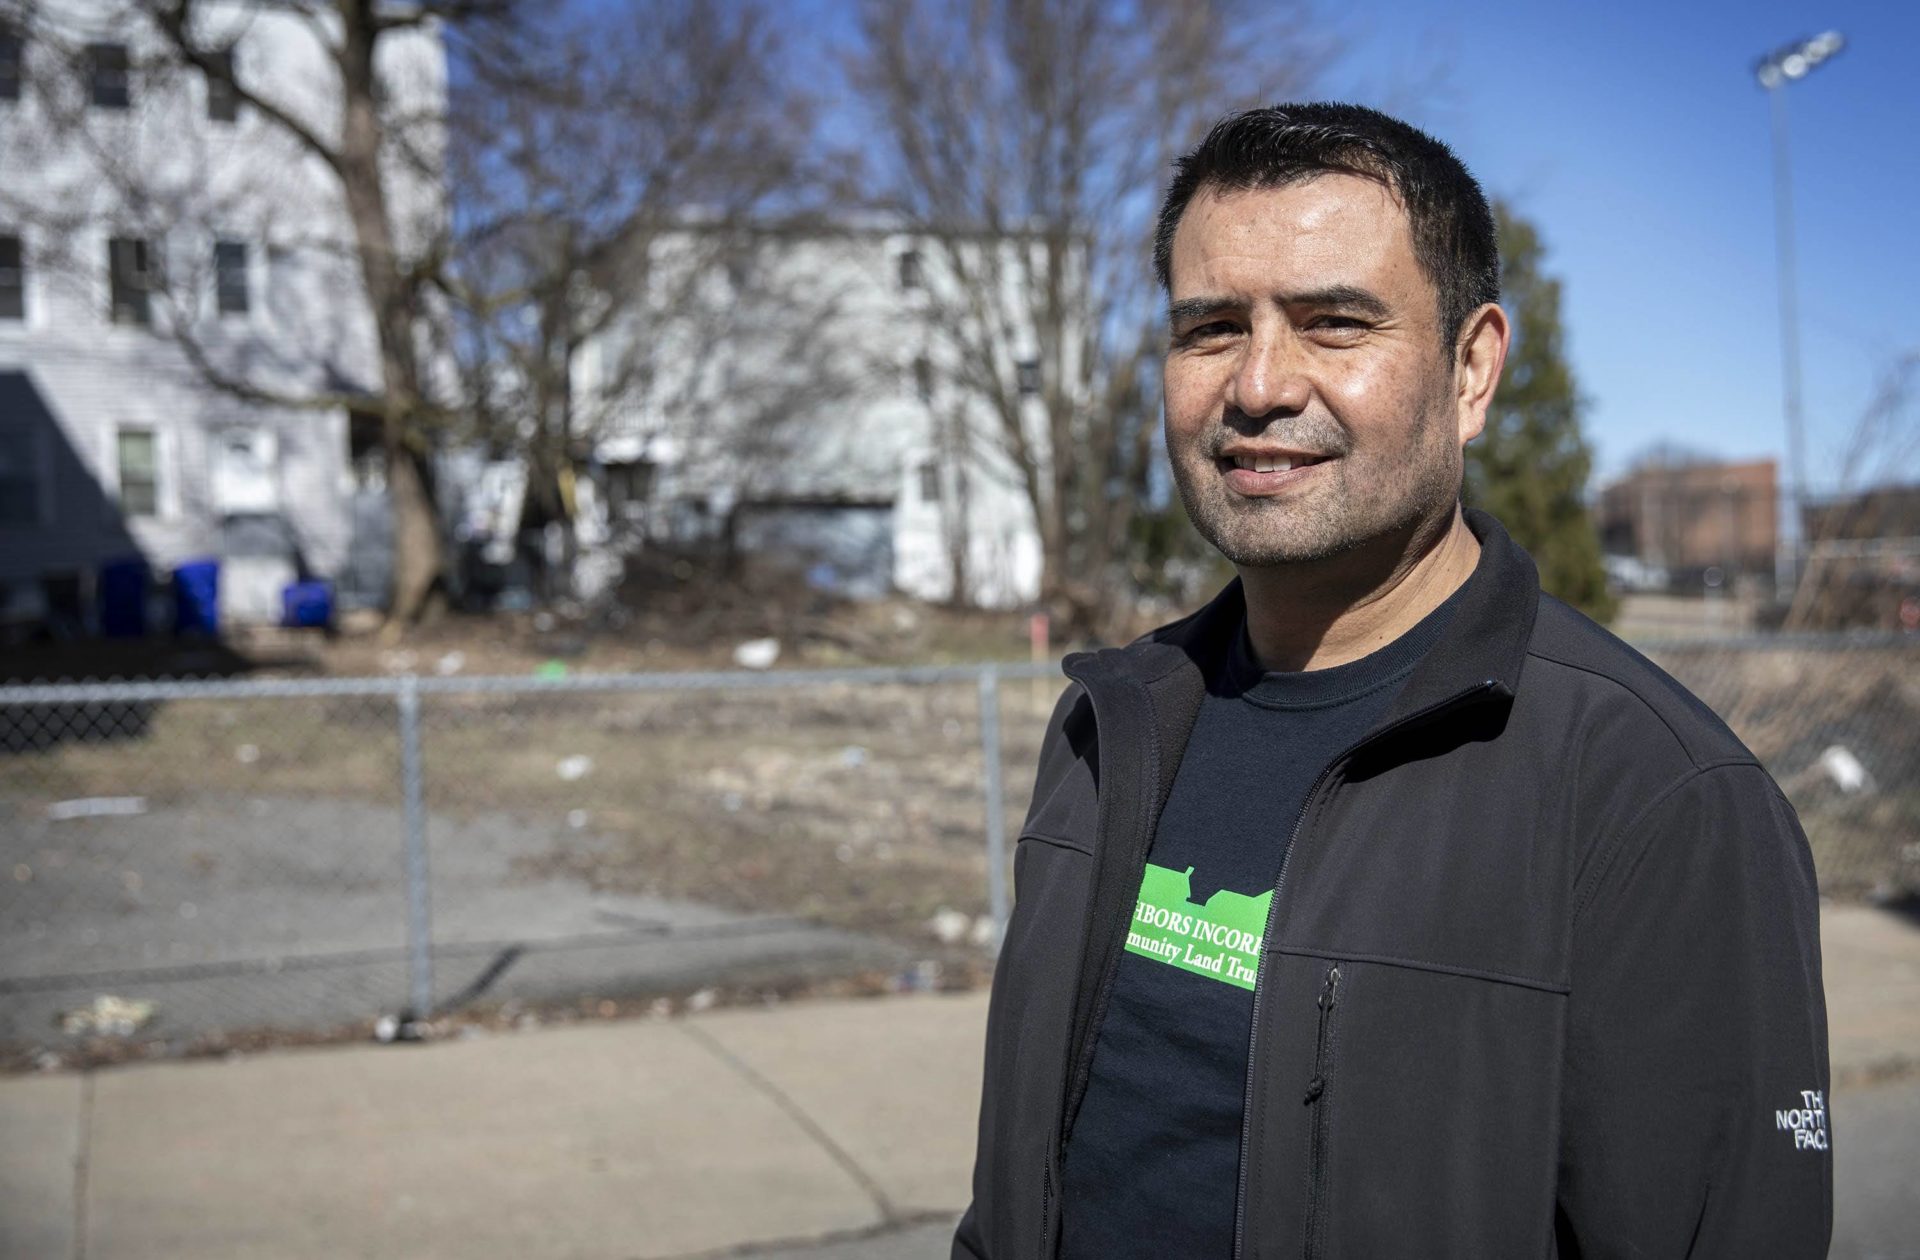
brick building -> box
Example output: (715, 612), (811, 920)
(1597, 458), (1779, 583)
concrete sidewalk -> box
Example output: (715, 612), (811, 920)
(4, 903), (1919, 1260)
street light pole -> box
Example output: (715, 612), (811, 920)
(1764, 82), (1805, 591)
(1754, 31), (1844, 593)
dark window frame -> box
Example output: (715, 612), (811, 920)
(1016, 358), (1041, 397)
(205, 47), (238, 122)
(912, 356), (934, 404)
(0, 233), (23, 321)
(108, 236), (157, 326)
(897, 248), (922, 292)
(116, 426), (159, 517)
(0, 24), (23, 104)
(214, 239), (248, 314)
(86, 41), (131, 110)
(917, 459), (940, 504)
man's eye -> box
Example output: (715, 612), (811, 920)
(1180, 321), (1238, 341)
(1310, 316), (1368, 331)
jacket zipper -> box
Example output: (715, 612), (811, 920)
(1042, 657), (1161, 1257)
(1303, 964), (1342, 1260)
(1230, 679), (1503, 1260)
(1039, 1159), (1053, 1258)
(1231, 758), (1329, 1260)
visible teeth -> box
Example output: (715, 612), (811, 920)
(1234, 455), (1296, 473)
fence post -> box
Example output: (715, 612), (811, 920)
(978, 666), (1008, 947)
(397, 674), (434, 1020)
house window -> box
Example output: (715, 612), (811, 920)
(0, 24), (22, 103)
(205, 47), (238, 122)
(0, 423), (39, 525)
(214, 239), (248, 314)
(1016, 358), (1041, 396)
(87, 42), (130, 110)
(0, 235), (23, 321)
(108, 237), (156, 325)
(917, 459), (940, 504)
(116, 427), (158, 516)
(897, 248), (922, 292)
(912, 356), (933, 404)
(604, 460), (655, 517)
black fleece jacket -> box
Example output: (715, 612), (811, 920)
(954, 510), (1831, 1259)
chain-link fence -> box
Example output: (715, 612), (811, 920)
(2, 637), (1915, 1065)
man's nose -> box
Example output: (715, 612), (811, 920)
(1226, 327), (1310, 422)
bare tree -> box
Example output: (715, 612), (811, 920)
(1, 0), (520, 627)
(845, 0), (1324, 631)
(444, 0), (823, 599)
(1785, 350), (1920, 630)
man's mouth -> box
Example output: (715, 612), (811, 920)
(1215, 450), (1335, 496)
(1223, 453), (1332, 473)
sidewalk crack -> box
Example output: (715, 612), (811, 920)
(678, 1021), (899, 1225)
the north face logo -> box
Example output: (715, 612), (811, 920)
(1775, 1090), (1828, 1151)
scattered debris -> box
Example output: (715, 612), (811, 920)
(379, 649), (418, 674)
(435, 651), (467, 676)
(372, 1013), (430, 1044)
(896, 960), (943, 992)
(732, 637), (781, 670)
(1818, 745), (1874, 794)
(534, 659), (569, 679)
(567, 809), (590, 830)
(928, 907), (971, 945)
(235, 744), (261, 765)
(60, 995), (157, 1038)
(686, 988), (718, 1013)
(839, 745), (869, 769)
(46, 796), (148, 822)
(555, 754), (594, 782)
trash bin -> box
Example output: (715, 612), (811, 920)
(172, 559), (220, 636)
(98, 556), (150, 637)
(281, 579), (334, 629)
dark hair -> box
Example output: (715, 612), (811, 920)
(1152, 102), (1500, 350)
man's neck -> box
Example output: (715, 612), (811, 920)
(1238, 507), (1481, 673)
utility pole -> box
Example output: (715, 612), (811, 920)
(1753, 31), (1844, 593)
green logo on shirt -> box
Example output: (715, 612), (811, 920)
(1124, 864), (1271, 990)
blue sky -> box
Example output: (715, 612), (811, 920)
(781, 0), (1917, 493)
(1316, 0), (1919, 490)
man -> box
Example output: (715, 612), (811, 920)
(953, 103), (1830, 1259)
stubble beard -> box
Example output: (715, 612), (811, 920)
(1170, 410), (1464, 570)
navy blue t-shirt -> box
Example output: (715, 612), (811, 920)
(1060, 590), (1463, 1257)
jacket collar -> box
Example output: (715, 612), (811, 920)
(1069, 508), (1540, 725)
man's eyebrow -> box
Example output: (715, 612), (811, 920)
(1167, 287), (1392, 324)
(1167, 296), (1243, 324)
(1283, 285), (1391, 317)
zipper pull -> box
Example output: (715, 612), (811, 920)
(1304, 964), (1342, 1105)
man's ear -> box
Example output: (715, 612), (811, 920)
(1454, 302), (1511, 445)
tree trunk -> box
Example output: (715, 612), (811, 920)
(338, 2), (441, 630)
(385, 429), (442, 625)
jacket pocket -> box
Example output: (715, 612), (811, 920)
(1302, 962), (1342, 1260)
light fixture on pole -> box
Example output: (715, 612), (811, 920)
(1753, 31), (1844, 592)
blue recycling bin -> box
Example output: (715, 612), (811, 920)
(172, 559), (220, 636)
(281, 579), (334, 629)
(98, 556), (150, 637)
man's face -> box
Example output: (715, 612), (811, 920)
(1163, 174), (1472, 570)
